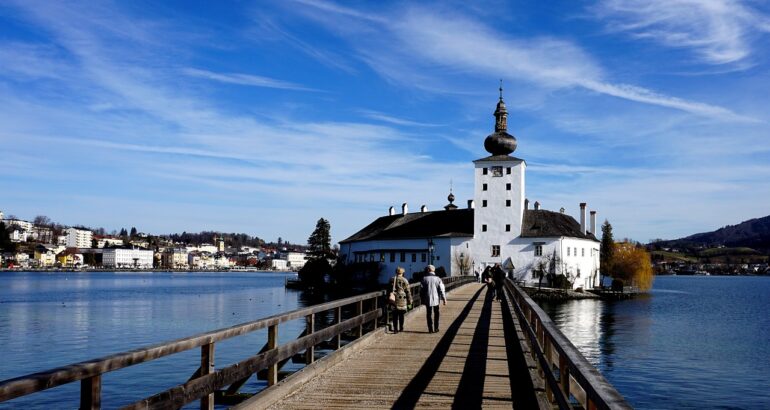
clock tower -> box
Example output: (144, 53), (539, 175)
(472, 86), (526, 266)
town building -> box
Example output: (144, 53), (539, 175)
(102, 248), (153, 269)
(56, 248), (83, 268)
(340, 89), (600, 289)
(161, 248), (189, 269)
(34, 245), (59, 267)
(65, 228), (93, 248)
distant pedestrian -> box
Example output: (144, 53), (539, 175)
(420, 265), (446, 333)
(390, 267), (412, 333)
(492, 263), (505, 301)
(474, 268), (481, 283)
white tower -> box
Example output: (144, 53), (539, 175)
(472, 86), (526, 267)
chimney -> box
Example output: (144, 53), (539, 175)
(467, 199), (475, 209)
(534, 201), (540, 210)
(388, 206), (395, 216)
(580, 203), (587, 235)
(590, 211), (597, 235)
(524, 198), (529, 210)
(420, 205), (428, 213)
(402, 202), (408, 215)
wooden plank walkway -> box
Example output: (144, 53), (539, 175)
(263, 283), (540, 409)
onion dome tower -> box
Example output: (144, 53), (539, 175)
(483, 82), (517, 156)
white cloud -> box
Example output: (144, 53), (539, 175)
(593, 0), (770, 66)
(182, 68), (320, 91)
(290, 3), (751, 121)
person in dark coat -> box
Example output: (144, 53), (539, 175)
(492, 263), (505, 302)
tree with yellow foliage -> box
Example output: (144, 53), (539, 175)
(610, 242), (654, 291)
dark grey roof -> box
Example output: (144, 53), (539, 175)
(341, 208), (598, 243)
(473, 155), (525, 163)
(521, 209), (599, 241)
(340, 209), (473, 243)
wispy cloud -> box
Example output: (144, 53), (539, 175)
(592, 0), (770, 66)
(290, 3), (752, 121)
(358, 109), (442, 127)
(182, 68), (319, 91)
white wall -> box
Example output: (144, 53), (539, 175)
(102, 249), (153, 268)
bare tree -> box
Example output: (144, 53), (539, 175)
(33, 215), (53, 227)
(452, 251), (474, 276)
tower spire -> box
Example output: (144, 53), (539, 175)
(484, 85), (517, 155)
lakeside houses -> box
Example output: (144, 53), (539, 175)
(65, 227), (92, 248)
(270, 251), (308, 271)
(161, 248), (189, 269)
(102, 247), (154, 269)
(341, 91), (601, 288)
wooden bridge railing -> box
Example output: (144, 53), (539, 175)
(503, 279), (632, 410)
(0, 275), (475, 409)
(0, 289), (384, 409)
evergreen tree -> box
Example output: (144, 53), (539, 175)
(120, 228), (128, 237)
(307, 218), (331, 260)
(0, 222), (15, 252)
(130, 227), (138, 237)
(600, 220), (615, 287)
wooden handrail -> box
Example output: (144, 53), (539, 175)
(0, 288), (384, 407)
(0, 276), (476, 408)
(503, 279), (632, 410)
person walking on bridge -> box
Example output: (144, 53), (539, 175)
(390, 267), (412, 333)
(420, 265), (446, 333)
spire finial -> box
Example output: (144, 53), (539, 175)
(499, 79), (503, 100)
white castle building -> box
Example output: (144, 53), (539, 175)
(340, 89), (600, 290)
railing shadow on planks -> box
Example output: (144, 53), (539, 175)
(0, 275), (475, 410)
(503, 278), (633, 410)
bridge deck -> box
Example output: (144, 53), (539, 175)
(264, 283), (539, 409)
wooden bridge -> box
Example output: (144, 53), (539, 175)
(0, 276), (631, 409)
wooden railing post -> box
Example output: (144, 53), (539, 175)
(559, 353), (570, 400)
(371, 296), (378, 330)
(335, 307), (342, 350)
(544, 338), (555, 403)
(267, 325), (278, 386)
(79, 374), (101, 410)
(305, 314), (315, 364)
(200, 343), (214, 410)
(356, 300), (363, 338)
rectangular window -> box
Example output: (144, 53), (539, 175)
(506, 183), (511, 191)
(421, 253), (426, 262)
(574, 247), (577, 256)
(506, 167), (511, 174)
(411, 253), (417, 262)
(582, 248), (585, 257)
(535, 245), (543, 256)
(567, 248), (570, 256)
(505, 224), (511, 232)
(390, 252), (395, 262)
(483, 167), (488, 175)
(492, 166), (503, 177)
(380, 252), (385, 262)
(482, 200), (488, 207)
(482, 224), (487, 232)
(400, 252), (405, 262)
(483, 183), (488, 191)
(491, 245), (500, 257)
(506, 199), (511, 207)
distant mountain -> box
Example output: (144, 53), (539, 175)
(655, 215), (770, 252)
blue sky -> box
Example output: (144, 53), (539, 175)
(1, 0), (769, 245)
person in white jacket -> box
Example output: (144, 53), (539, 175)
(420, 265), (446, 333)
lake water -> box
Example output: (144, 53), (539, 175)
(3, 273), (768, 409)
(540, 276), (770, 410)
(0, 271), (309, 409)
